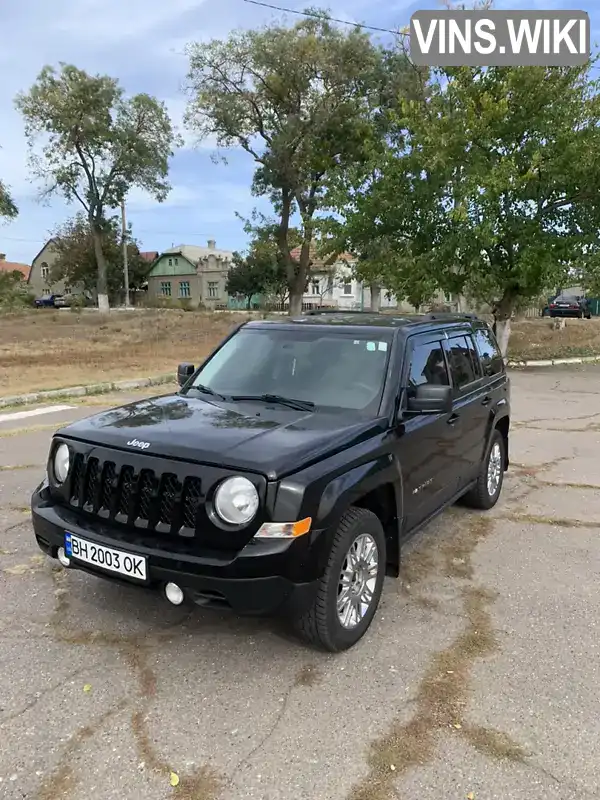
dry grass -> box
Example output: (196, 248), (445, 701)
(2, 310), (600, 398)
(0, 309), (253, 396)
(508, 316), (600, 360)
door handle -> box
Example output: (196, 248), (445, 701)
(447, 413), (459, 425)
(481, 396), (491, 406)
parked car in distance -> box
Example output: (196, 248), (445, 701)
(31, 311), (510, 652)
(547, 294), (592, 319)
(34, 294), (67, 308)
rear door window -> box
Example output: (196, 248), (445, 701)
(446, 335), (482, 391)
(472, 327), (504, 376)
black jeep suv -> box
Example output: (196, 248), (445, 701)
(31, 311), (510, 652)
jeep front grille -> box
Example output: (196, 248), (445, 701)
(68, 454), (203, 537)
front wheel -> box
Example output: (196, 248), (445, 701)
(462, 428), (505, 510)
(292, 507), (386, 652)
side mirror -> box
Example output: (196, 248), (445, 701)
(406, 384), (453, 414)
(177, 362), (195, 387)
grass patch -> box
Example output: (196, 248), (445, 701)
(0, 309), (252, 397)
(507, 317), (600, 360)
(3, 310), (600, 399)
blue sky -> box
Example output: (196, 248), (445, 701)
(1, 0), (598, 265)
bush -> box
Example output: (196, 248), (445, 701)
(0, 272), (35, 311)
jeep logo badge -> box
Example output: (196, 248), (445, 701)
(127, 439), (150, 450)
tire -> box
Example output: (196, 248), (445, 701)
(462, 428), (505, 510)
(292, 507), (386, 652)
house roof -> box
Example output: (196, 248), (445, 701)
(0, 259), (31, 280)
(161, 244), (233, 262)
(139, 251), (158, 263)
(29, 238), (58, 270)
(289, 243), (355, 270)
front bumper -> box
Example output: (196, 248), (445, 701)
(32, 488), (319, 617)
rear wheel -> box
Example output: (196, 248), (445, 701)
(292, 507), (386, 652)
(462, 428), (505, 510)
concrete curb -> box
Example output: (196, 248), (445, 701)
(0, 373), (175, 410)
(507, 354), (600, 368)
(2, 352), (598, 408)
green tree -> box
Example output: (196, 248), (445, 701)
(0, 270), (32, 309)
(227, 215), (302, 308)
(184, 12), (410, 315)
(0, 180), (17, 220)
(0, 146), (18, 220)
(15, 64), (181, 313)
(336, 63), (600, 353)
(49, 213), (149, 302)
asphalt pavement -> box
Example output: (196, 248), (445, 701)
(1, 370), (599, 800)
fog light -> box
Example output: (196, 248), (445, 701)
(57, 546), (71, 567)
(165, 582), (184, 605)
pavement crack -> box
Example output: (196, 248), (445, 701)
(0, 657), (110, 726)
(48, 567), (224, 799)
(498, 511), (596, 528)
(347, 516), (509, 800)
(522, 759), (600, 799)
(35, 701), (128, 800)
(229, 683), (294, 781)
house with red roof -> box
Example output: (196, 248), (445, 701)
(0, 253), (31, 281)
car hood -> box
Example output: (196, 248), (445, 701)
(57, 393), (384, 479)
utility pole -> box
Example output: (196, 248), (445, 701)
(121, 198), (130, 308)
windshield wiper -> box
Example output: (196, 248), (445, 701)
(229, 393), (315, 411)
(185, 384), (226, 401)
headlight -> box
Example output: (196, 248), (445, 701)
(53, 443), (70, 484)
(213, 476), (259, 526)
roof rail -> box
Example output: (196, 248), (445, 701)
(423, 312), (480, 321)
(303, 308), (379, 316)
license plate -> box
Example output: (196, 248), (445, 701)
(64, 533), (147, 581)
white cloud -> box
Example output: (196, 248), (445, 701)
(52, 0), (210, 43)
(126, 185), (202, 211)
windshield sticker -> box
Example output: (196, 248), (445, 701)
(367, 342), (376, 351)
(378, 342), (388, 352)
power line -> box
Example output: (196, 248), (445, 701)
(242, 0), (407, 36)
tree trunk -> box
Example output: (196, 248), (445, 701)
(369, 282), (381, 312)
(91, 222), (109, 313)
(287, 232), (311, 316)
(494, 317), (511, 357)
(288, 287), (303, 316)
(492, 289), (517, 358)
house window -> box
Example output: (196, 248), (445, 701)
(343, 281), (352, 295)
(311, 280), (320, 295)
(64, 286), (71, 295)
(160, 281), (172, 297)
(41, 262), (49, 280)
(42, 288), (51, 296)
(168, 258), (173, 266)
(174, 258), (178, 266)
(208, 281), (218, 298)
(444, 292), (454, 303)
(179, 281), (191, 298)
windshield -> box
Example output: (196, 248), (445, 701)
(184, 327), (393, 413)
